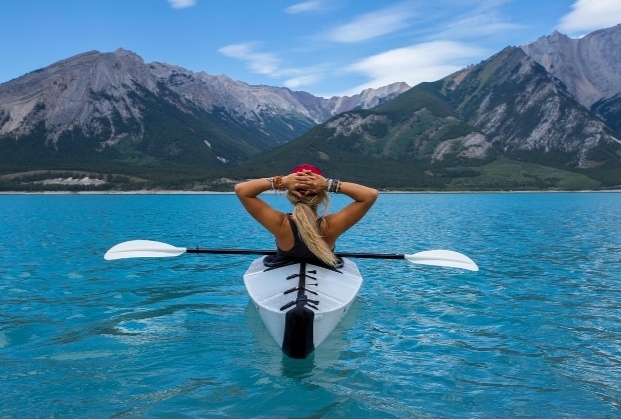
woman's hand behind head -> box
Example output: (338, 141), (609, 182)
(285, 170), (326, 196)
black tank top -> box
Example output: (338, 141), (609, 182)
(263, 215), (340, 267)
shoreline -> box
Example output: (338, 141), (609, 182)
(1, 189), (620, 195)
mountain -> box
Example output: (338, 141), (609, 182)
(237, 41), (621, 190)
(2, 25), (621, 192)
(521, 24), (621, 109)
(0, 49), (409, 175)
(521, 24), (621, 137)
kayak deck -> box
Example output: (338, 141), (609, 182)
(243, 257), (363, 358)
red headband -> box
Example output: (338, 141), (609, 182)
(292, 164), (323, 176)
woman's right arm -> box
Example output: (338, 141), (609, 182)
(234, 178), (286, 234)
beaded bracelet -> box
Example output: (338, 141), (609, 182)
(273, 175), (285, 191)
(325, 178), (341, 193)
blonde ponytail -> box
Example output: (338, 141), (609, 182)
(287, 191), (338, 267)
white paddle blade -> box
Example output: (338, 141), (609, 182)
(405, 250), (479, 271)
(104, 240), (187, 260)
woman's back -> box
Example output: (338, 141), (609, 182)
(234, 164), (378, 267)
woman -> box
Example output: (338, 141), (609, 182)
(234, 164), (378, 267)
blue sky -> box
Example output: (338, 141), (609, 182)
(1, 0), (620, 98)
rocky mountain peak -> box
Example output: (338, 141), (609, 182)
(0, 48), (410, 155)
(0, 48), (159, 141)
(325, 82), (410, 116)
(521, 24), (621, 108)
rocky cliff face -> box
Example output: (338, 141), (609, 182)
(0, 50), (156, 141)
(521, 24), (621, 109)
(444, 47), (619, 168)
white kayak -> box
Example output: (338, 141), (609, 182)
(243, 256), (363, 358)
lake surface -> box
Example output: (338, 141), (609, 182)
(1, 192), (620, 418)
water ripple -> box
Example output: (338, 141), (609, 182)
(1, 193), (621, 417)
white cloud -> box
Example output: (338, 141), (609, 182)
(325, 4), (416, 43)
(218, 43), (280, 76)
(218, 43), (326, 89)
(432, 12), (522, 40)
(285, 0), (326, 14)
(339, 41), (484, 95)
(558, 0), (621, 33)
(284, 74), (322, 89)
(167, 0), (196, 9)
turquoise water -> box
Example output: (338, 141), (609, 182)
(1, 192), (620, 418)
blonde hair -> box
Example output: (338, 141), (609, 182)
(286, 191), (338, 267)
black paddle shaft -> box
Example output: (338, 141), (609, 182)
(185, 248), (405, 260)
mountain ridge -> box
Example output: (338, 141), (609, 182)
(0, 48), (409, 170)
(235, 41), (621, 190)
(1, 25), (621, 191)
(0, 48), (409, 140)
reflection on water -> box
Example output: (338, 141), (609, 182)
(244, 299), (362, 378)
